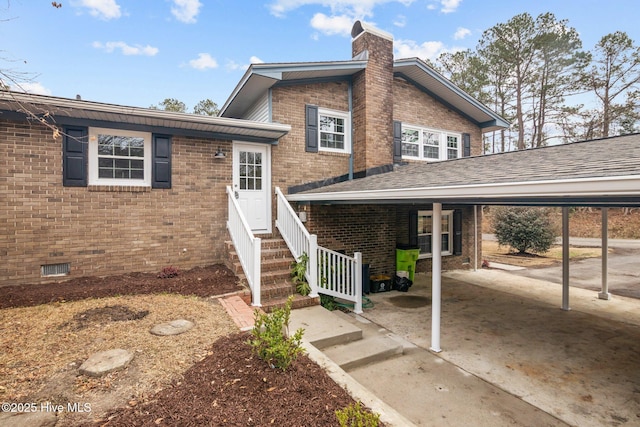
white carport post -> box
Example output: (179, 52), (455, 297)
(561, 207), (570, 311)
(599, 207), (611, 300)
(430, 202), (443, 353)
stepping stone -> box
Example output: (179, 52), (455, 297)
(79, 349), (134, 377)
(149, 319), (194, 336)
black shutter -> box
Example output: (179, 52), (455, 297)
(453, 209), (463, 256)
(305, 104), (319, 153)
(393, 120), (402, 163)
(62, 127), (88, 187)
(152, 134), (172, 189)
(409, 209), (418, 248)
(463, 133), (471, 157)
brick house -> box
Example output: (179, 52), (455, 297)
(220, 21), (507, 284)
(1, 21), (508, 308)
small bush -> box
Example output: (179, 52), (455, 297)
(291, 252), (310, 296)
(492, 207), (557, 254)
(336, 401), (380, 427)
(248, 296), (304, 370)
(158, 266), (180, 278)
(320, 294), (338, 311)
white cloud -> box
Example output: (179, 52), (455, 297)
(453, 27), (470, 40)
(393, 15), (406, 28)
(226, 56), (265, 72)
(440, 0), (462, 13)
(9, 82), (53, 95)
(189, 53), (218, 70)
(426, 0), (461, 13)
(76, 0), (121, 20)
(171, 0), (202, 24)
(310, 13), (354, 36)
(394, 38), (447, 61)
(268, 1), (414, 23)
(93, 41), (159, 56)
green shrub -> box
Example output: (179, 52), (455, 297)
(336, 401), (380, 427)
(320, 294), (338, 311)
(291, 252), (311, 296)
(492, 206), (557, 254)
(248, 296), (304, 370)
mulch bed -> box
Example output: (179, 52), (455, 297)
(93, 333), (358, 426)
(1, 265), (379, 426)
(0, 265), (242, 309)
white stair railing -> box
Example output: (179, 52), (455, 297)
(275, 187), (362, 313)
(226, 186), (261, 307)
(275, 187), (318, 297)
(318, 247), (363, 314)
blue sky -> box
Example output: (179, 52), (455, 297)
(2, 0), (639, 112)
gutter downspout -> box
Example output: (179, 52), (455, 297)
(348, 80), (354, 180)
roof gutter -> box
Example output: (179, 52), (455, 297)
(286, 175), (640, 204)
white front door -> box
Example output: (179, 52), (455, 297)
(232, 142), (271, 233)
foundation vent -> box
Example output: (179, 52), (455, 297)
(41, 263), (70, 277)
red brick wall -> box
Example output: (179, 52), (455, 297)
(352, 31), (395, 173)
(393, 79), (483, 156)
(1, 119), (233, 286)
(303, 204), (397, 277)
(270, 82), (352, 189)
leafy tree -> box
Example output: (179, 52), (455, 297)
(150, 98), (187, 113)
(193, 99), (219, 116)
(492, 206), (557, 254)
(578, 31), (640, 137)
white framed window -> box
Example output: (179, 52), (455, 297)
(401, 125), (461, 161)
(88, 128), (152, 186)
(318, 108), (351, 154)
(417, 210), (454, 258)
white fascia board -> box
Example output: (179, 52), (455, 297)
(286, 175), (640, 203)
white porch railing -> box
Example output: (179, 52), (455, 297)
(318, 247), (363, 314)
(226, 185), (261, 307)
(275, 187), (362, 314)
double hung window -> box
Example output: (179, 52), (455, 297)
(401, 125), (461, 161)
(417, 210), (454, 258)
(88, 128), (151, 186)
(318, 108), (351, 154)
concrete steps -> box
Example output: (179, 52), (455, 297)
(290, 305), (409, 371)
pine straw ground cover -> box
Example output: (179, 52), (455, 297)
(0, 265), (379, 426)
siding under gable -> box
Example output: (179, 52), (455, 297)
(244, 92), (270, 122)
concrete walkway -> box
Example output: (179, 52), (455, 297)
(220, 271), (640, 426)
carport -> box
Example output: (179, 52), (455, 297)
(287, 133), (640, 352)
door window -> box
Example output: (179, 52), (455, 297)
(239, 151), (262, 190)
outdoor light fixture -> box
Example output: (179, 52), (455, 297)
(214, 148), (226, 159)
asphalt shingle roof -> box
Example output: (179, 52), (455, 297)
(290, 134), (640, 206)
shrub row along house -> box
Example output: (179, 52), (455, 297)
(4, 22), (638, 332)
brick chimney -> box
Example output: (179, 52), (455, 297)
(351, 21), (394, 175)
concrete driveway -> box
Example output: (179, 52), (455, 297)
(484, 235), (640, 298)
(511, 242), (640, 299)
(358, 270), (640, 427)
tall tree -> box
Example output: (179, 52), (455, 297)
(193, 99), (219, 116)
(528, 13), (587, 147)
(478, 13), (538, 150)
(579, 31), (640, 137)
(150, 98), (187, 113)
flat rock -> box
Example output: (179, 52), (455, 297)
(0, 411), (57, 427)
(79, 349), (134, 377)
(150, 319), (194, 336)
